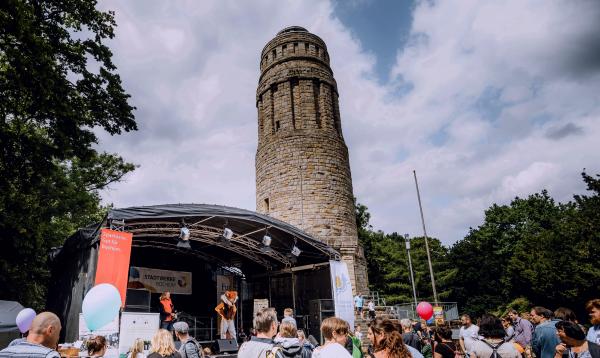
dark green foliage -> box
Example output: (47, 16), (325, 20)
(357, 172), (600, 317)
(0, 0), (136, 309)
(356, 201), (452, 304)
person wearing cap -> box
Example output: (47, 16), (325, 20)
(173, 322), (203, 358)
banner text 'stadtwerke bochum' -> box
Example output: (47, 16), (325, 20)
(128, 266), (192, 295)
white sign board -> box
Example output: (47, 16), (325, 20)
(118, 312), (160, 357)
(253, 299), (269, 318)
(128, 266), (192, 295)
(78, 314), (120, 358)
(329, 260), (354, 328)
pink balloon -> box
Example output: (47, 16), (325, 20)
(16, 308), (36, 333)
(416, 301), (433, 320)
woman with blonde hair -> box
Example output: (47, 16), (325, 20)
(128, 338), (147, 358)
(148, 329), (181, 358)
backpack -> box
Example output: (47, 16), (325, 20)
(440, 342), (462, 358)
(267, 345), (312, 358)
(350, 335), (363, 358)
(482, 340), (505, 358)
(180, 338), (203, 358)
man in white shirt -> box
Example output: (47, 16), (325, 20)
(459, 314), (479, 355)
(368, 300), (376, 320)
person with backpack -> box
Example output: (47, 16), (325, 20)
(401, 319), (422, 351)
(470, 315), (519, 358)
(268, 321), (311, 358)
(239, 308), (278, 358)
(173, 322), (203, 358)
(433, 326), (461, 358)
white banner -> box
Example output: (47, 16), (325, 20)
(216, 275), (237, 302)
(118, 312), (160, 356)
(128, 266), (192, 295)
(329, 260), (354, 328)
(253, 299), (269, 318)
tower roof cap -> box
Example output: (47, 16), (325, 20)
(277, 26), (308, 35)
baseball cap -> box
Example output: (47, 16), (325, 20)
(173, 321), (189, 333)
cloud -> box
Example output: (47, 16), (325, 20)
(96, 0), (600, 245)
(545, 123), (584, 140)
(365, 0), (600, 242)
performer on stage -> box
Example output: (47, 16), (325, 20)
(159, 291), (176, 331)
(215, 290), (238, 339)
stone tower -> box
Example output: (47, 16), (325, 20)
(255, 26), (368, 294)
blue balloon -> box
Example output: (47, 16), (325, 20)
(426, 317), (434, 325)
(82, 283), (121, 331)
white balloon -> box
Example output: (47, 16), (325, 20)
(82, 283), (121, 331)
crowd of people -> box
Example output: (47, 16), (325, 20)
(455, 300), (600, 358)
(1, 299), (598, 358)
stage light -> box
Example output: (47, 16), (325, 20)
(177, 227), (191, 249)
(217, 227), (233, 246)
(180, 227), (190, 240)
(291, 245), (301, 257)
(260, 235), (273, 253)
(262, 235), (272, 247)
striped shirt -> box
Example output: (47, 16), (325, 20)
(0, 341), (60, 358)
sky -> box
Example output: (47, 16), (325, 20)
(96, 0), (600, 246)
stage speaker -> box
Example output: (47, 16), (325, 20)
(125, 289), (150, 312)
(309, 299), (335, 344)
(216, 339), (238, 353)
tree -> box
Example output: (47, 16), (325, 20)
(0, 0), (136, 309)
(447, 175), (600, 316)
(356, 202), (451, 305)
(357, 171), (600, 317)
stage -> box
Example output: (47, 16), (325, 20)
(47, 204), (342, 352)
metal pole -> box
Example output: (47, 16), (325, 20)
(291, 272), (296, 312)
(268, 273), (272, 305)
(404, 234), (418, 308)
(413, 170), (438, 305)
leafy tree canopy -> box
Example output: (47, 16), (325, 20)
(357, 172), (600, 318)
(0, 0), (136, 309)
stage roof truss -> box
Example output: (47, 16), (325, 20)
(124, 222), (293, 268)
(70, 203), (343, 270)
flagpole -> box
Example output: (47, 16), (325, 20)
(413, 170), (438, 305)
(404, 234), (418, 308)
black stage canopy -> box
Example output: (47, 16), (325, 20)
(111, 203), (338, 271)
(48, 204), (338, 341)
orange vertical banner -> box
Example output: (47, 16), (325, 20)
(95, 228), (133, 306)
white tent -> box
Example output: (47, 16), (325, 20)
(0, 300), (23, 348)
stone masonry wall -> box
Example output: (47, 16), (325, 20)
(255, 27), (369, 294)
